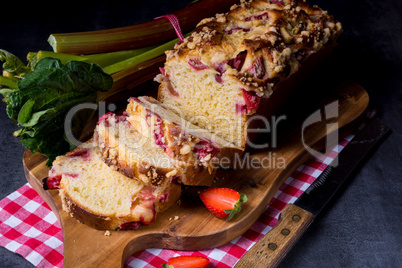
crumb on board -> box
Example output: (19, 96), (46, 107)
(104, 230), (111, 236)
(213, 176), (224, 183)
(169, 216), (180, 221)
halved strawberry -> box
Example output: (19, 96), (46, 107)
(161, 256), (210, 268)
(199, 188), (247, 221)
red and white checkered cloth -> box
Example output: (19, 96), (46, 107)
(0, 133), (356, 268)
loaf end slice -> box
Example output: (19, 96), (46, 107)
(45, 140), (181, 230)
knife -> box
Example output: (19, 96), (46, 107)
(234, 117), (391, 268)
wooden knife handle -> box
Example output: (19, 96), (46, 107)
(235, 203), (314, 268)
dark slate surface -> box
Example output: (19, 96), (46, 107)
(0, 0), (401, 267)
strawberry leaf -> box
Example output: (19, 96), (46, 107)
(240, 193), (248, 203)
(225, 193), (248, 221)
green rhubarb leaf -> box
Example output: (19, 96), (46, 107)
(0, 49), (31, 79)
(20, 108), (57, 128)
(2, 57), (113, 165)
(17, 99), (35, 125)
(0, 88), (18, 104)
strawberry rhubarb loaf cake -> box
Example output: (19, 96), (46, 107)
(157, 0), (342, 148)
(43, 0), (342, 231)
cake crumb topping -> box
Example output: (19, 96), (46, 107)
(164, 0), (342, 96)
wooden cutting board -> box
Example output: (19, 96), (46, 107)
(23, 81), (369, 267)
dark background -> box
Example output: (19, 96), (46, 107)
(0, 0), (401, 267)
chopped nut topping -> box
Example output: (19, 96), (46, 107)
(203, 154), (212, 162)
(180, 144), (192, 155)
(166, 169), (178, 178)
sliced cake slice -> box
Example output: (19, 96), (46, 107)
(94, 112), (216, 186)
(44, 140), (181, 230)
(126, 96), (243, 168)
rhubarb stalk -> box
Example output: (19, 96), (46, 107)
(0, 76), (18, 89)
(47, 0), (240, 54)
(103, 33), (189, 75)
(28, 45), (157, 68)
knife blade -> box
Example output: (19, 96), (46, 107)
(234, 117), (391, 268)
